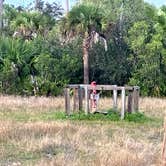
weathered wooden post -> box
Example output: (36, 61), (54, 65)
(113, 85), (118, 110)
(84, 86), (89, 115)
(121, 87), (126, 120)
(133, 86), (139, 112)
(73, 88), (79, 112)
(65, 88), (70, 115)
(127, 90), (133, 113)
(162, 117), (166, 166)
(78, 86), (83, 111)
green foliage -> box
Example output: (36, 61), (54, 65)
(127, 7), (166, 96)
(0, 35), (82, 95)
(1, 0), (166, 97)
(0, 37), (34, 94)
(89, 41), (130, 85)
(62, 3), (104, 34)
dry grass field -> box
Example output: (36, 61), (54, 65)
(0, 95), (165, 166)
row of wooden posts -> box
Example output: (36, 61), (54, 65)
(65, 84), (140, 119)
(65, 84), (166, 165)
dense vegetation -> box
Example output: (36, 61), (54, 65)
(0, 0), (166, 96)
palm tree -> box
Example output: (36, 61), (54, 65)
(11, 12), (36, 40)
(61, 3), (107, 84)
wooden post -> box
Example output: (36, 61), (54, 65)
(65, 88), (70, 115)
(73, 88), (79, 112)
(78, 87), (83, 111)
(162, 117), (166, 166)
(121, 87), (126, 120)
(133, 86), (139, 112)
(113, 85), (118, 110)
(127, 91), (133, 113)
(84, 86), (89, 115)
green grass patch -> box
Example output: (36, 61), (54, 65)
(67, 110), (120, 121)
(0, 109), (162, 126)
(124, 112), (154, 123)
(65, 110), (160, 124)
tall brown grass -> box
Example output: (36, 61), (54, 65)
(0, 95), (165, 117)
(0, 121), (162, 166)
(0, 95), (165, 166)
(0, 95), (64, 112)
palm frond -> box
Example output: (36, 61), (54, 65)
(60, 3), (106, 44)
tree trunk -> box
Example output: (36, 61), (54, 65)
(35, 0), (39, 10)
(83, 34), (89, 84)
(0, 0), (3, 29)
(66, 0), (69, 13)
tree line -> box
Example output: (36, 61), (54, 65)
(0, 0), (166, 97)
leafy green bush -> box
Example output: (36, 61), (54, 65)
(0, 36), (82, 96)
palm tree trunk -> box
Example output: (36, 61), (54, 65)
(83, 45), (89, 84)
(0, 0), (3, 29)
(83, 33), (90, 84)
(66, 0), (69, 13)
(35, 0), (39, 10)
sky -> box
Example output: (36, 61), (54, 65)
(146, 0), (166, 7)
(4, 0), (166, 9)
